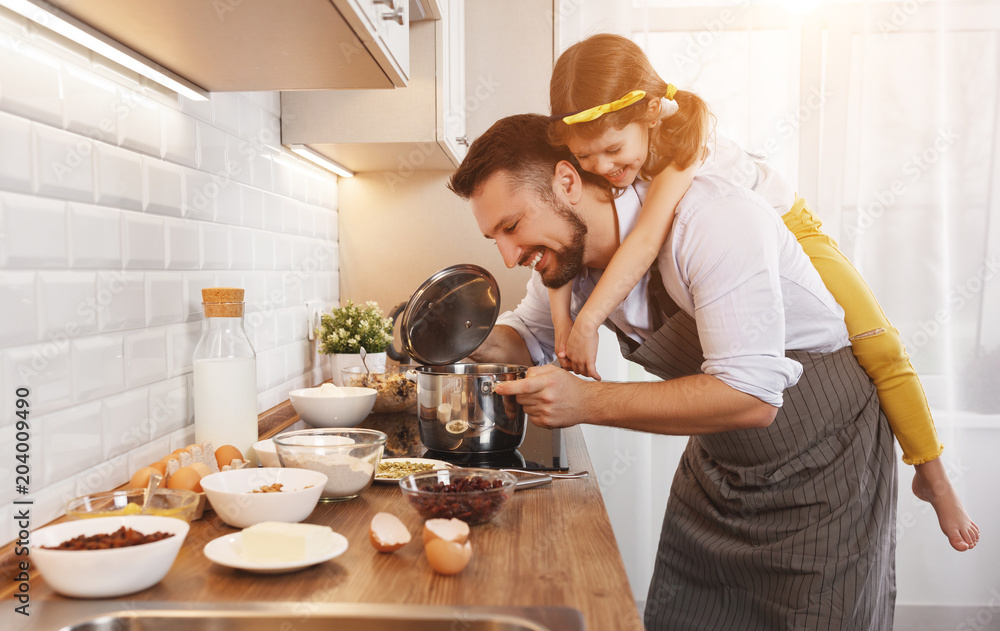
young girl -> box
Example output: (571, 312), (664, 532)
(546, 33), (978, 552)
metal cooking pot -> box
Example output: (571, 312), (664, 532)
(388, 265), (528, 453)
(412, 363), (527, 453)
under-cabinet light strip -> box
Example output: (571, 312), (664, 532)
(1, 0), (211, 101)
(288, 144), (355, 178)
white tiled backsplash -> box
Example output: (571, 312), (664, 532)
(0, 8), (341, 545)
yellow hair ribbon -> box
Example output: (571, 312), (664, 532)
(561, 90), (646, 125)
(665, 83), (678, 100)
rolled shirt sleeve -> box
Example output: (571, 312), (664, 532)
(666, 186), (805, 407)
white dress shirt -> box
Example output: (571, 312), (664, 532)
(496, 174), (849, 407)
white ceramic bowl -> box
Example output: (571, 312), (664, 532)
(199, 467), (327, 529)
(289, 385), (377, 428)
(252, 438), (280, 468)
(31, 515), (189, 598)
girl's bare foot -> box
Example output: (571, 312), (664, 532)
(912, 458), (980, 551)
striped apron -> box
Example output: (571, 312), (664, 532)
(612, 273), (898, 630)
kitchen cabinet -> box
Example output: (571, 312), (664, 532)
(280, 0), (467, 172)
(31, 0), (412, 91)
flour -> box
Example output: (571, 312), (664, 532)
(281, 452), (375, 498)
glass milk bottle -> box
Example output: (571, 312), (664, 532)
(193, 287), (258, 466)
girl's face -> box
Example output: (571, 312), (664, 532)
(566, 121), (650, 187)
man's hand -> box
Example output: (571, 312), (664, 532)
(493, 364), (591, 429)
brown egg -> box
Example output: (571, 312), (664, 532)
(160, 454), (180, 467)
(369, 512), (411, 553)
(146, 461), (168, 475)
(172, 447), (190, 456)
(425, 538), (472, 575)
(214, 444), (243, 469)
(166, 466), (203, 493)
(129, 466), (165, 490)
(189, 462), (212, 478)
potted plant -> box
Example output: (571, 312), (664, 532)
(315, 300), (394, 385)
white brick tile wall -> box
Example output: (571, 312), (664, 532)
(197, 121), (228, 176)
(37, 271), (99, 339)
(123, 212), (166, 269)
(62, 66), (118, 141)
(165, 216), (200, 269)
(71, 334), (124, 402)
(117, 92), (163, 157)
(166, 321), (200, 378)
(226, 134), (254, 186)
(212, 93), (241, 137)
(39, 401), (102, 486)
(0, 37), (62, 127)
(1, 193), (68, 268)
(0, 18), (340, 544)
(97, 271), (145, 332)
(143, 158), (183, 216)
(0, 110), (32, 193)
(230, 226), (254, 270)
(146, 273), (185, 326)
(102, 388), (149, 459)
(68, 203), (122, 268)
(160, 107), (199, 168)
(0, 271), (36, 347)
(124, 328), (168, 388)
(201, 222), (230, 270)
(95, 142), (143, 210)
(183, 272), (215, 321)
(34, 124), (95, 203)
(149, 375), (190, 440)
(215, 179), (242, 225)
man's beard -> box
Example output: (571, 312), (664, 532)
(538, 197), (587, 289)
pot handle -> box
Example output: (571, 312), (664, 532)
(386, 301), (410, 363)
(480, 375), (497, 395)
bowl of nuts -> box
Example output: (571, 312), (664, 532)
(342, 365), (419, 414)
(398, 468), (517, 525)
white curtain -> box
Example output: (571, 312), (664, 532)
(564, 0), (1000, 611)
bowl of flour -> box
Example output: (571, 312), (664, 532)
(273, 428), (387, 501)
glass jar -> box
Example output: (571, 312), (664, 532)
(192, 287), (258, 466)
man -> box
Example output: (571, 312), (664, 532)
(448, 114), (897, 630)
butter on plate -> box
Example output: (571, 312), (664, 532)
(241, 521), (334, 563)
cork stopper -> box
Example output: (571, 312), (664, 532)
(202, 287), (245, 318)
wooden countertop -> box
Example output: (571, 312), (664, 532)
(1, 401), (643, 631)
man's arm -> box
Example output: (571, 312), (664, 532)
(468, 324), (534, 366)
(496, 365), (777, 434)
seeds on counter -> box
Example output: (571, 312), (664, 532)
(376, 460), (438, 479)
(43, 526), (174, 550)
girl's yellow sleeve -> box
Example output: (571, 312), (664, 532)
(783, 197), (944, 465)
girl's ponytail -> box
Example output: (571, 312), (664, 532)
(644, 90), (714, 177)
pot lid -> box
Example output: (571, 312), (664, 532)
(399, 264), (501, 365)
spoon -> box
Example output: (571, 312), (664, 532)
(141, 472), (163, 514)
(360, 346), (370, 374)
(500, 469), (590, 479)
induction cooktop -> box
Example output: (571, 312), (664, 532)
(423, 423), (569, 471)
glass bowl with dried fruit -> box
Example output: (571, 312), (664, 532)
(398, 468), (517, 525)
(31, 515), (189, 598)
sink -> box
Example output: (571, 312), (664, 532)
(31, 603), (585, 631)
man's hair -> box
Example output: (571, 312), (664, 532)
(448, 113), (611, 201)
(448, 114), (566, 201)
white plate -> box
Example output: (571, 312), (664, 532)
(374, 457), (452, 484)
(203, 531), (348, 574)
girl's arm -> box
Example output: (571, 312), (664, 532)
(565, 162), (698, 379)
(548, 283), (575, 371)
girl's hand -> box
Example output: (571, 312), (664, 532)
(553, 313), (574, 371)
(565, 321), (602, 381)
